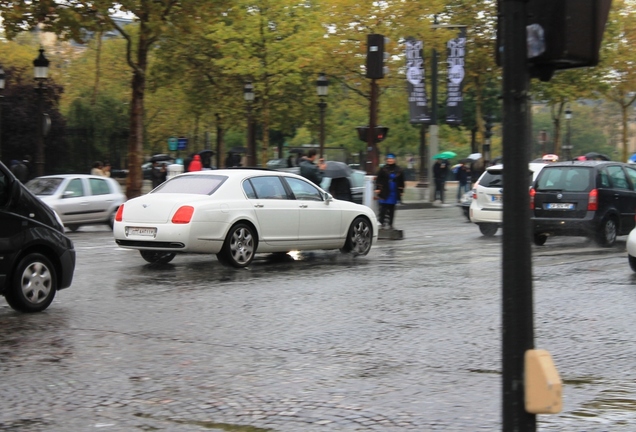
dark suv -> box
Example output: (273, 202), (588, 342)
(530, 161), (636, 246)
(0, 162), (76, 312)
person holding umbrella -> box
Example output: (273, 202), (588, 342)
(299, 149), (326, 185)
(374, 153), (405, 229)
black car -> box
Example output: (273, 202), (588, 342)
(0, 162), (76, 312)
(530, 160), (636, 247)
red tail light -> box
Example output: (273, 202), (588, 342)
(529, 188), (536, 210)
(172, 206), (194, 224)
(588, 189), (598, 211)
(115, 204), (124, 222)
(472, 182), (479, 199)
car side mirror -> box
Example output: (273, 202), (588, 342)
(324, 192), (333, 203)
(63, 191), (75, 198)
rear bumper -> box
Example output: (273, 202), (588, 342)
(532, 214), (599, 237)
(470, 206), (502, 224)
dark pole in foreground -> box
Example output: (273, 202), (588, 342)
(501, 0), (536, 430)
(366, 79), (378, 175)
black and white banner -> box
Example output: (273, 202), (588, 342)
(405, 37), (431, 124)
(445, 28), (466, 126)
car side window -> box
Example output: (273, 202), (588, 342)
(598, 169), (611, 188)
(242, 180), (257, 199)
(624, 166), (636, 189)
(284, 177), (323, 201)
(607, 165), (630, 190)
(64, 179), (85, 198)
(250, 176), (288, 199)
(89, 178), (110, 196)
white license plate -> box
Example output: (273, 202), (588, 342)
(491, 194), (502, 203)
(127, 227), (157, 237)
(546, 203), (574, 210)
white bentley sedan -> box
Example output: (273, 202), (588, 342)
(113, 169), (378, 267)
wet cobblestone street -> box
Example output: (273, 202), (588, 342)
(1, 206), (636, 431)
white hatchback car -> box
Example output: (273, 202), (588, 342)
(470, 162), (547, 236)
(26, 174), (126, 232)
(113, 169), (378, 267)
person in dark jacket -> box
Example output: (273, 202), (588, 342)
(433, 158), (449, 203)
(299, 149), (326, 185)
(329, 177), (353, 202)
(374, 153), (405, 229)
(456, 163), (471, 202)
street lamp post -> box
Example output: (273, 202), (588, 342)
(0, 67), (5, 160)
(564, 106), (573, 160)
(316, 73), (328, 158)
(244, 82), (255, 167)
(33, 48), (50, 177)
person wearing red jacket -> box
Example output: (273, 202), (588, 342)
(188, 154), (203, 171)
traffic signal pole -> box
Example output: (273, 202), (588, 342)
(366, 79), (379, 175)
(501, 0), (536, 430)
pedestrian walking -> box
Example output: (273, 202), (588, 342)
(433, 158), (449, 203)
(374, 153), (405, 229)
(9, 159), (29, 183)
(188, 154), (203, 172)
(91, 161), (106, 176)
(151, 161), (167, 188)
(329, 177), (353, 202)
(299, 149), (326, 186)
(456, 163), (471, 202)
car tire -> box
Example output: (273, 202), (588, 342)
(139, 250), (176, 264)
(596, 217), (617, 247)
(340, 217), (373, 256)
(108, 209), (117, 229)
(462, 207), (470, 221)
(629, 255), (636, 272)
(478, 224), (498, 237)
(533, 234), (548, 246)
(67, 224), (80, 232)
(219, 223), (256, 268)
(5, 253), (57, 313)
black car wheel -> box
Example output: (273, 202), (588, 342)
(5, 253), (57, 313)
(340, 217), (373, 256)
(596, 217), (617, 247)
(533, 234), (548, 246)
(629, 255), (636, 272)
(139, 250), (176, 264)
(219, 223), (256, 268)
(67, 224), (80, 232)
(478, 223), (498, 237)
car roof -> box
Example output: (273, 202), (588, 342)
(36, 174), (118, 180)
(541, 160), (619, 168)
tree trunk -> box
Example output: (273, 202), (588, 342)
(125, 33), (149, 199)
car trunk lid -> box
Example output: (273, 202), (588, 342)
(122, 194), (209, 223)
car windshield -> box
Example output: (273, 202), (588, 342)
(480, 171), (503, 188)
(152, 174), (227, 195)
(25, 178), (64, 195)
(536, 167), (591, 191)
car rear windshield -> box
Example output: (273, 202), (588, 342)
(25, 178), (64, 195)
(480, 171), (503, 188)
(152, 174), (227, 195)
(535, 166), (591, 192)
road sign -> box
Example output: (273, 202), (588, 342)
(168, 137), (178, 151)
(178, 137), (188, 150)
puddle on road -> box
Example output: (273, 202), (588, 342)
(134, 413), (274, 431)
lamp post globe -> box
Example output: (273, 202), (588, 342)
(34, 48), (50, 177)
(316, 73), (328, 157)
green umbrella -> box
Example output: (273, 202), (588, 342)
(433, 151), (457, 159)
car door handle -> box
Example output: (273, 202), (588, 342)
(254, 203), (264, 208)
(299, 204), (308, 208)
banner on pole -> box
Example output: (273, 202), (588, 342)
(406, 38), (431, 124)
(445, 28), (466, 126)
